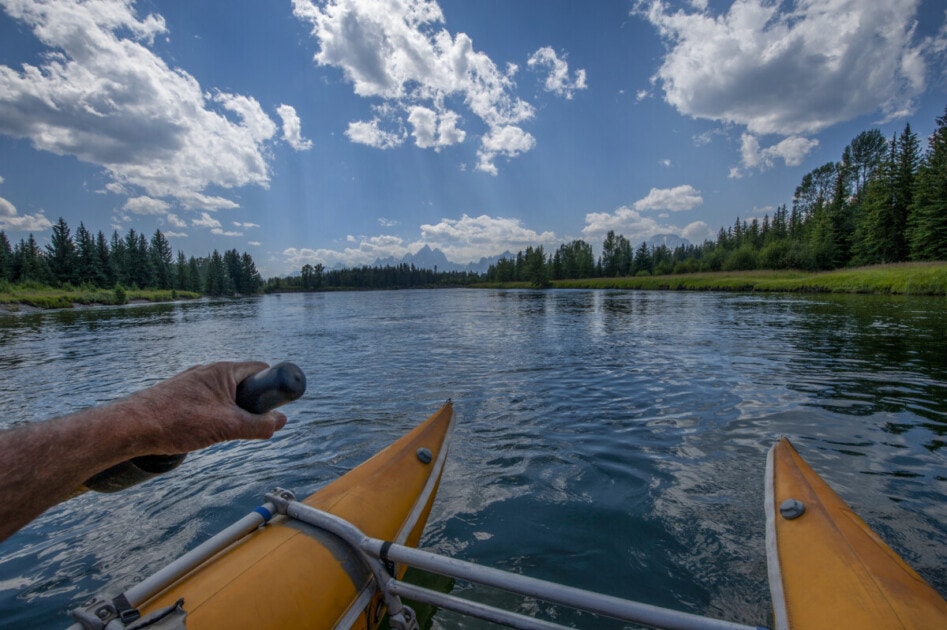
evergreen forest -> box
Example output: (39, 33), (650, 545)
(482, 106), (947, 287)
(0, 220), (262, 297)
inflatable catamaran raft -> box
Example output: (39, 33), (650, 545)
(67, 368), (947, 629)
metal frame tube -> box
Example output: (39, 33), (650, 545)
(124, 502), (275, 607)
(388, 581), (567, 630)
(279, 498), (759, 630)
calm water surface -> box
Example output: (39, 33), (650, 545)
(0, 290), (945, 628)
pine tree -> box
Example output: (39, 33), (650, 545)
(892, 123), (919, 261)
(95, 231), (112, 287)
(45, 217), (76, 286)
(175, 251), (189, 291)
(600, 231), (620, 277)
(523, 245), (549, 288)
(205, 250), (227, 296)
(908, 107), (947, 260)
(110, 230), (127, 286)
(632, 241), (653, 275)
(187, 256), (202, 293)
(136, 232), (155, 288)
(847, 129), (887, 198)
(14, 234), (48, 283)
(0, 231), (12, 282)
(74, 222), (100, 286)
(240, 252), (262, 293)
(149, 230), (173, 289)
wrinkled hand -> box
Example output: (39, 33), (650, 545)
(122, 361), (288, 456)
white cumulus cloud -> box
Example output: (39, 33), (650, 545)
(407, 106), (465, 149)
(292, 0), (547, 174)
(527, 47), (587, 99)
(0, 194), (53, 232)
(633, 185), (702, 212)
(166, 213), (187, 229)
(124, 196), (170, 216)
(582, 203), (704, 246)
(477, 126), (536, 175)
(639, 0), (931, 136)
(192, 212), (222, 229)
(733, 134), (820, 177)
(276, 104), (313, 151)
(346, 118), (406, 149)
(282, 213), (558, 269)
(420, 213), (557, 262)
(0, 0), (290, 210)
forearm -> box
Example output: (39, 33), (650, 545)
(0, 362), (289, 542)
(0, 399), (150, 541)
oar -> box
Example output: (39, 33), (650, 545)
(80, 362), (306, 493)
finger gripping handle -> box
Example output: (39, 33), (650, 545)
(83, 362), (306, 493)
(236, 362), (307, 414)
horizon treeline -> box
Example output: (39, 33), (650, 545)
(265, 262), (481, 291)
(274, 105), (947, 291)
(0, 219), (262, 296)
(485, 106), (947, 286)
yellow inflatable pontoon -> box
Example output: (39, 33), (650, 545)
(100, 401), (455, 630)
(766, 437), (947, 629)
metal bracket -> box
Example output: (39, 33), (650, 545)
(70, 595), (140, 630)
(264, 487), (297, 515)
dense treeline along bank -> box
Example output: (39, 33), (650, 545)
(268, 106), (947, 292)
(264, 262), (481, 292)
(482, 106), (947, 288)
(0, 219), (262, 299)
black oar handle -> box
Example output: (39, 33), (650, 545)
(83, 362), (306, 493)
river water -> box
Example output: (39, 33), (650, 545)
(0, 290), (945, 628)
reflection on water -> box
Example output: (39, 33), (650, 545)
(0, 291), (945, 628)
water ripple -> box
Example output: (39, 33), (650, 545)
(1, 291), (945, 628)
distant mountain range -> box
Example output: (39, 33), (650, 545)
(368, 235), (692, 274)
(371, 245), (514, 274)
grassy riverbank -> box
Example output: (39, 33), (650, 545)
(0, 283), (201, 312)
(478, 262), (947, 295)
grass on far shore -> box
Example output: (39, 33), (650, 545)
(476, 262), (947, 296)
(0, 281), (200, 311)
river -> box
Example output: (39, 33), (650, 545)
(1, 290), (945, 628)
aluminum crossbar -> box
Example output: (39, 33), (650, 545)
(270, 492), (764, 630)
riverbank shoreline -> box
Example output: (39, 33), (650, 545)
(475, 262), (947, 295)
(0, 289), (202, 314)
(3, 263), (945, 312)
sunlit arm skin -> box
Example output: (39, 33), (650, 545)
(0, 362), (287, 543)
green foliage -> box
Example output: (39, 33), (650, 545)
(477, 105), (947, 285)
(524, 245), (550, 288)
(45, 217), (76, 285)
(908, 107), (947, 260)
(0, 231), (12, 282)
(551, 264), (947, 295)
(0, 218), (263, 309)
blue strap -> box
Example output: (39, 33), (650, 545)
(254, 505), (273, 523)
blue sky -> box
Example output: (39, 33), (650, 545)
(0, 0), (945, 276)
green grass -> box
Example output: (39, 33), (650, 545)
(0, 282), (201, 311)
(486, 262), (947, 296)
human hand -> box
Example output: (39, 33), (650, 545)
(120, 361), (289, 457)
